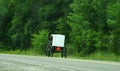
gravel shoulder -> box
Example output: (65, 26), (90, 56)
(0, 54), (120, 71)
(0, 59), (50, 71)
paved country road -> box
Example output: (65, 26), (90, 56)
(0, 54), (119, 71)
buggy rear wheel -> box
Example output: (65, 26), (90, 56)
(47, 51), (51, 57)
(61, 47), (67, 58)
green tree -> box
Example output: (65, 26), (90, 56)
(67, 0), (114, 55)
(107, 0), (120, 55)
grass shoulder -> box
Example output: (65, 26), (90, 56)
(0, 50), (120, 62)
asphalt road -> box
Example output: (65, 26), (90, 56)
(0, 54), (119, 71)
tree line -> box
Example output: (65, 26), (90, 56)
(0, 0), (120, 56)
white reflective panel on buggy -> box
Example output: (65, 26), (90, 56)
(51, 34), (65, 47)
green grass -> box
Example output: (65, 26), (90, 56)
(68, 52), (120, 62)
(0, 50), (120, 62)
(0, 49), (41, 56)
(86, 52), (120, 61)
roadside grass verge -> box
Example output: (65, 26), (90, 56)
(0, 49), (43, 56)
(0, 50), (120, 62)
(68, 52), (120, 62)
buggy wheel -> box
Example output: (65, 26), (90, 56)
(51, 47), (54, 57)
(63, 47), (67, 58)
(48, 51), (50, 57)
(61, 52), (63, 58)
(47, 51), (51, 57)
(61, 48), (64, 58)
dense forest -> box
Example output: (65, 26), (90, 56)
(0, 0), (120, 56)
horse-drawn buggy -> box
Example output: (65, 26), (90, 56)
(46, 34), (67, 58)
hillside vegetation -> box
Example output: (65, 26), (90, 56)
(0, 0), (120, 61)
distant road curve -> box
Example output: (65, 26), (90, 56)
(0, 54), (119, 71)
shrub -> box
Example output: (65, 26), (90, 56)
(31, 29), (49, 55)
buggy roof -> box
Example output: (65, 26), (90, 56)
(51, 34), (65, 47)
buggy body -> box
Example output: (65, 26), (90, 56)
(46, 34), (67, 58)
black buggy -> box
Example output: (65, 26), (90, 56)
(46, 34), (67, 58)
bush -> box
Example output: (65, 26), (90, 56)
(31, 29), (49, 55)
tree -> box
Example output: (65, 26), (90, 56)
(67, 0), (116, 55)
(107, 0), (120, 55)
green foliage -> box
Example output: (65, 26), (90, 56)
(31, 29), (49, 54)
(67, 0), (120, 56)
(0, 0), (120, 58)
(107, 1), (120, 55)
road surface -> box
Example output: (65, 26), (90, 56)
(0, 54), (119, 71)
